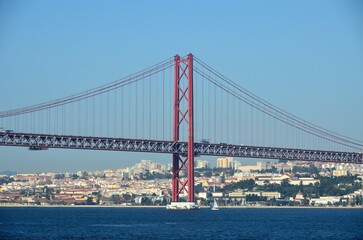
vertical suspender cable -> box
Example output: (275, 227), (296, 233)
(268, 115), (271, 146)
(296, 125), (299, 149)
(245, 101), (248, 145)
(85, 98), (88, 136)
(162, 69), (165, 140)
(39, 110), (41, 133)
(92, 96), (95, 136)
(264, 113), (266, 146)
(256, 110), (261, 146)
(239, 100), (242, 145)
(142, 73), (145, 139)
(202, 68), (204, 140)
(251, 105), (253, 145)
(149, 74), (152, 139)
(171, 66), (174, 141)
(47, 108), (50, 134)
(23, 112), (26, 132)
(107, 91), (110, 137)
(227, 90), (229, 142)
(70, 102), (73, 134)
(128, 84), (131, 138)
(274, 118), (277, 147)
(114, 88), (117, 137)
(285, 120), (288, 148)
(121, 87), (123, 137)
(100, 95), (103, 137)
(55, 106), (58, 134)
(156, 70), (158, 139)
(214, 82), (217, 143)
(135, 80), (138, 138)
(232, 97), (236, 144)
(221, 88), (223, 142)
(208, 73), (211, 142)
(62, 105), (65, 134)
(39, 110), (44, 133)
(195, 66), (198, 142)
(78, 100), (80, 136)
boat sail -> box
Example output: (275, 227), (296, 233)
(211, 198), (219, 211)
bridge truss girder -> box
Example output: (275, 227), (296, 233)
(1, 132), (362, 164)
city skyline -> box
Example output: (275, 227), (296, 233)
(1, 1), (363, 172)
(0, 155), (265, 174)
(2, 159), (361, 207)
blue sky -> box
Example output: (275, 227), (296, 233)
(0, 0), (362, 173)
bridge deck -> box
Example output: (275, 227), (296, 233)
(1, 132), (362, 164)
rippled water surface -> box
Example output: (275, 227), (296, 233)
(1, 207), (362, 239)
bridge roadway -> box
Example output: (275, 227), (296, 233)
(0, 132), (362, 164)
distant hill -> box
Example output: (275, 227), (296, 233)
(0, 171), (17, 176)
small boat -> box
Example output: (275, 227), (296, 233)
(211, 198), (219, 211)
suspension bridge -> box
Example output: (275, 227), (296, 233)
(1, 53), (362, 206)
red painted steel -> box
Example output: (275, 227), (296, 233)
(187, 54), (195, 202)
(172, 54), (195, 203)
(172, 55), (180, 202)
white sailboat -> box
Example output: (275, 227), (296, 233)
(211, 198), (219, 211)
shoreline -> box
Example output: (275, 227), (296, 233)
(0, 204), (362, 209)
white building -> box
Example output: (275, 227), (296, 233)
(310, 196), (341, 206)
(196, 160), (209, 169)
(238, 162), (268, 172)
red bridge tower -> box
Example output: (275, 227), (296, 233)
(169, 54), (197, 209)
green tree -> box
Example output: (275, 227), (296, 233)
(223, 179), (255, 193)
(54, 174), (65, 180)
(86, 196), (95, 205)
(44, 186), (54, 200)
(111, 194), (121, 204)
(246, 194), (267, 202)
